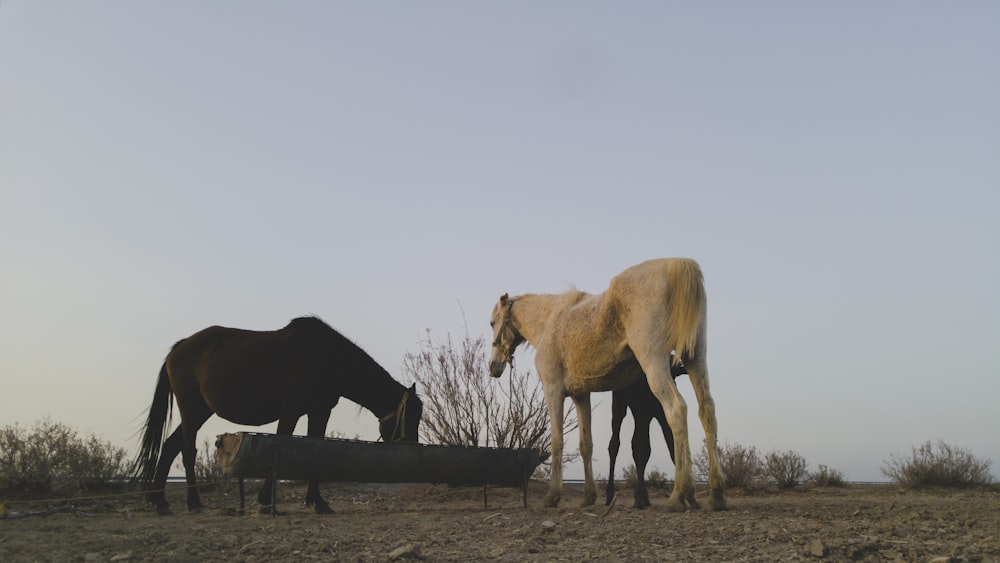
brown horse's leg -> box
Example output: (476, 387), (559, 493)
(179, 409), (212, 513)
(149, 428), (184, 515)
(631, 416), (652, 509)
(305, 410), (334, 513)
(606, 392), (626, 506)
(257, 416), (304, 512)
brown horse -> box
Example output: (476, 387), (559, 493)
(605, 361), (685, 508)
(131, 316), (422, 514)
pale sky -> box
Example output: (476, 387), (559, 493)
(2, 2), (997, 483)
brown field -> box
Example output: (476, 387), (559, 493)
(2, 480), (998, 562)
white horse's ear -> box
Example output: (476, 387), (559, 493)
(500, 293), (509, 303)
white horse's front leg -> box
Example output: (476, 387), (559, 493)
(572, 393), (597, 507)
(542, 384), (566, 507)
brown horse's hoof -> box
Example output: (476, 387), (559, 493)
(633, 490), (651, 509)
(314, 503), (335, 515)
(156, 506), (173, 516)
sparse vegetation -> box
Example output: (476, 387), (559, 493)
(0, 418), (128, 496)
(765, 450), (809, 489)
(808, 464), (846, 487)
(695, 440), (766, 490)
(621, 463), (671, 491)
(882, 440), (996, 488)
(171, 439), (229, 492)
(402, 331), (578, 474)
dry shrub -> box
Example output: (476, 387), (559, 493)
(0, 418), (128, 496)
(622, 463), (671, 491)
(882, 440), (996, 488)
(809, 464), (846, 487)
(765, 450), (809, 489)
(192, 439), (228, 491)
(168, 439), (235, 496)
(695, 440), (766, 490)
(402, 330), (578, 475)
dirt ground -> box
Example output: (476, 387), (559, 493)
(2, 480), (997, 562)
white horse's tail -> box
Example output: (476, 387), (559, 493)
(664, 258), (706, 365)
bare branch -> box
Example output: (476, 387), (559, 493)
(402, 331), (577, 469)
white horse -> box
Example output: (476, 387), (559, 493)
(489, 258), (727, 511)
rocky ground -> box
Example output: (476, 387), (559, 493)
(2, 480), (997, 561)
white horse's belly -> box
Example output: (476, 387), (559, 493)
(565, 358), (644, 394)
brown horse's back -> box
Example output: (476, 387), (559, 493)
(165, 323), (334, 427)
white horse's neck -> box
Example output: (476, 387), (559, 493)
(510, 292), (583, 347)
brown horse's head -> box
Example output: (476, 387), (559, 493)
(379, 383), (423, 443)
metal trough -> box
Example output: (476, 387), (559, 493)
(215, 432), (542, 511)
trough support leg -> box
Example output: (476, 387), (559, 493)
(270, 449), (280, 517)
(522, 457), (529, 509)
(238, 477), (245, 514)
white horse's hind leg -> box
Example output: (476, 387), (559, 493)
(572, 393), (597, 507)
(626, 315), (699, 512)
(685, 359), (728, 510)
(646, 370), (698, 511)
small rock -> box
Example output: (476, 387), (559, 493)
(809, 539), (826, 558)
(110, 554), (133, 562)
(388, 543), (421, 560)
(541, 520), (557, 531)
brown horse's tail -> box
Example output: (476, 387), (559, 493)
(130, 360), (174, 489)
(663, 258), (706, 366)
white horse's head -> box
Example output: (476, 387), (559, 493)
(489, 293), (522, 378)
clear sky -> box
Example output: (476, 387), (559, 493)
(2, 2), (997, 483)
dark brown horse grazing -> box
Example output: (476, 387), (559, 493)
(131, 316), (422, 515)
(605, 361), (685, 508)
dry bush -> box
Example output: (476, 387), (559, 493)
(808, 464), (846, 487)
(74, 434), (130, 490)
(402, 330), (578, 474)
(0, 419), (128, 496)
(765, 450), (809, 489)
(167, 439), (237, 497)
(184, 439), (228, 491)
(621, 463), (671, 491)
(695, 440), (766, 490)
(882, 440), (996, 488)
